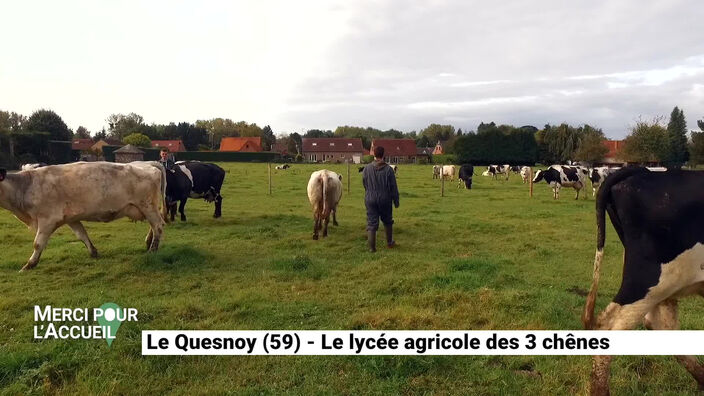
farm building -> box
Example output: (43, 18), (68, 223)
(302, 138), (364, 163)
(151, 139), (186, 152)
(113, 144), (145, 163)
(91, 138), (122, 154)
(594, 139), (626, 166)
(416, 147), (433, 162)
(219, 137), (262, 152)
(369, 139), (418, 164)
(432, 141), (444, 155)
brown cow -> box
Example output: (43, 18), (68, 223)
(0, 161), (166, 271)
(306, 169), (343, 240)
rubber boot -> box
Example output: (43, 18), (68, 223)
(367, 230), (377, 252)
(385, 224), (396, 248)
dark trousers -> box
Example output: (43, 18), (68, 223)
(365, 200), (393, 231)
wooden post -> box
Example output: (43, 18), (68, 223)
(268, 163), (272, 195)
(529, 168), (533, 198)
(347, 161), (350, 193)
(441, 164), (445, 197)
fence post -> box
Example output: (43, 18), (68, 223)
(347, 161), (350, 193)
(268, 163), (272, 195)
(529, 168), (533, 198)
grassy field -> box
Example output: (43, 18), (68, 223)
(1, 162), (703, 395)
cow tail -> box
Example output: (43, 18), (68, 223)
(321, 173), (330, 219)
(582, 166), (649, 329)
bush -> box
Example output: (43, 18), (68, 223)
(432, 154), (456, 164)
(123, 133), (152, 148)
(362, 155), (374, 164)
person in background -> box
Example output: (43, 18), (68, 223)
(362, 146), (399, 252)
(159, 147), (175, 171)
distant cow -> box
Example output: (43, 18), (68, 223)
(390, 165), (398, 174)
(582, 167), (704, 395)
(510, 165), (521, 174)
(173, 161), (226, 218)
(307, 169), (343, 240)
(275, 164), (290, 170)
(520, 166), (531, 184)
(432, 165), (441, 179)
(589, 167), (619, 197)
(20, 163), (47, 171)
(441, 165), (456, 181)
(458, 164), (474, 189)
(358, 166), (365, 173)
(0, 162), (166, 271)
(532, 165), (587, 199)
(487, 164), (510, 180)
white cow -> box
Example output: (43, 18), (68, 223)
(441, 165), (456, 181)
(0, 161), (167, 271)
(307, 170), (343, 240)
(432, 165), (441, 179)
(520, 166), (531, 184)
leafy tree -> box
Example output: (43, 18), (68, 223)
(419, 123), (455, 146)
(123, 133), (151, 148)
(234, 121), (263, 137)
(688, 116), (704, 166)
(621, 119), (668, 163)
(93, 128), (107, 141)
(261, 125), (275, 151)
(75, 126), (90, 139)
(106, 113), (144, 141)
(573, 125), (608, 164)
(663, 106), (689, 169)
(195, 118), (240, 149)
(305, 129), (334, 138)
(288, 132), (302, 154)
(25, 109), (72, 141)
(0, 110), (26, 132)
(416, 135), (431, 147)
(161, 122), (208, 151)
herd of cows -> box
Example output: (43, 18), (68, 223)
(2, 159), (704, 395)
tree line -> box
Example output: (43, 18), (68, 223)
(2, 106), (703, 169)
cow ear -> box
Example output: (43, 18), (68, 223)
(0, 168), (5, 181)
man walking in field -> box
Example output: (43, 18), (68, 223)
(362, 146), (400, 252)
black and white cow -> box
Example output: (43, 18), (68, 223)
(165, 164), (194, 222)
(582, 167), (704, 395)
(588, 167), (619, 197)
(20, 162), (48, 170)
(275, 164), (290, 170)
(457, 164), (474, 189)
(510, 165), (521, 174)
(170, 161), (225, 219)
(532, 165), (587, 199)
(487, 164), (510, 180)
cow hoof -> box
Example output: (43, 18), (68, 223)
(333, 221), (339, 226)
(180, 216), (186, 222)
(20, 262), (36, 272)
(214, 213), (222, 218)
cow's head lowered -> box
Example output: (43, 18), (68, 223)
(532, 169), (545, 183)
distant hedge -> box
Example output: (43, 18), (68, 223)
(175, 151), (281, 162)
(431, 154), (457, 164)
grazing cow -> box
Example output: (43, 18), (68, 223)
(520, 166), (531, 184)
(432, 165), (441, 179)
(20, 163), (47, 171)
(165, 164), (194, 222)
(441, 165), (456, 181)
(532, 165), (587, 199)
(0, 162), (166, 271)
(457, 164), (474, 189)
(275, 164), (290, 170)
(173, 161), (225, 218)
(307, 170), (343, 240)
(487, 164), (510, 180)
(582, 167), (704, 395)
(510, 165), (521, 174)
(588, 167), (619, 197)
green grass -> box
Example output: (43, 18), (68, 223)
(1, 163), (703, 395)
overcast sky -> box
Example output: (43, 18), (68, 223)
(1, 0), (703, 138)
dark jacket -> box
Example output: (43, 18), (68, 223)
(362, 159), (399, 207)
